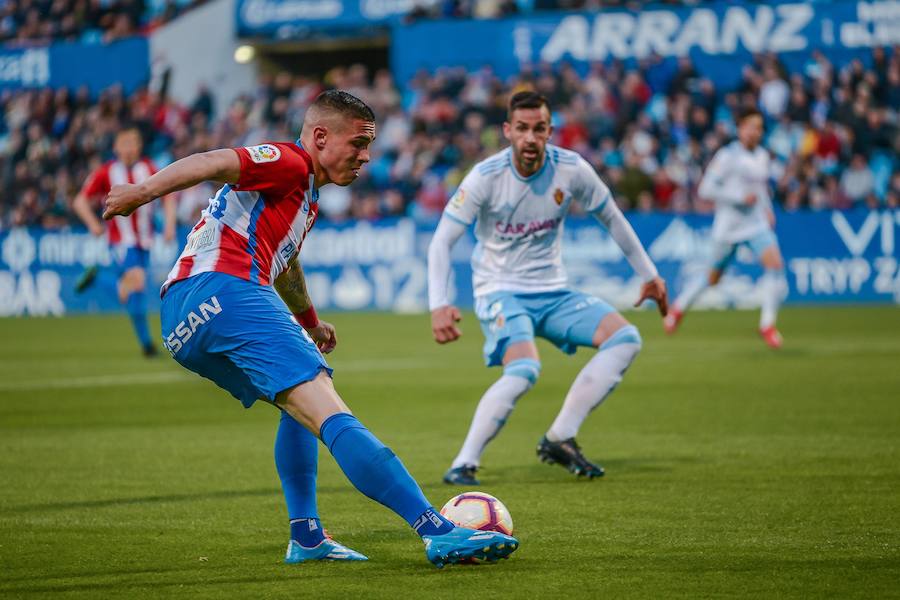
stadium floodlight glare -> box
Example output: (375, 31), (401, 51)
(234, 45), (256, 64)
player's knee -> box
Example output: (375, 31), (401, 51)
(503, 358), (541, 386)
(131, 269), (147, 291)
(708, 271), (722, 286)
(600, 324), (642, 353)
(766, 254), (785, 271)
(121, 268), (146, 293)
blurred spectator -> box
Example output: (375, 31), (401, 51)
(840, 154), (876, 205)
(1, 47), (898, 227)
(0, 0), (210, 44)
(759, 65), (790, 120)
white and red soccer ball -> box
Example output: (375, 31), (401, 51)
(440, 492), (514, 535)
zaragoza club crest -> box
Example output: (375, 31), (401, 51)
(553, 188), (564, 206)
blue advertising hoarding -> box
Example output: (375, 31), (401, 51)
(236, 0), (428, 37)
(0, 37), (149, 95)
(2, 210), (898, 317)
(391, 0), (899, 86)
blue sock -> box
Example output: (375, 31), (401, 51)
(275, 411), (324, 547)
(125, 291), (152, 348)
(412, 507), (455, 537)
(289, 518), (325, 548)
(319, 413), (453, 537)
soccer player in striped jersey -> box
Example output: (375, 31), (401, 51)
(428, 92), (668, 485)
(73, 126), (176, 356)
(101, 90), (518, 568)
(664, 108), (787, 349)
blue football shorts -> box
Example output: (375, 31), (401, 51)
(112, 245), (149, 276)
(160, 271), (331, 408)
(710, 229), (778, 272)
(474, 289), (617, 367)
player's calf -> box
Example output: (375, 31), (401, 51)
(447, 357), (540, 478)
(546, 324), (641, 443)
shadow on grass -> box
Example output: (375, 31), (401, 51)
(0, 560), (456, 594)
(0, 565), (206, 585)
(2, 554), (895, 595)
(467, 455), (704, 486)
(5, 487), (345, 514)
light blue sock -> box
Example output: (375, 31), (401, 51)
(319, 413), (453, 536)
(125, 291), (152, 348)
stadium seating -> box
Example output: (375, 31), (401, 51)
(0, 0), (207, 44)
(0, 35), (897, 228)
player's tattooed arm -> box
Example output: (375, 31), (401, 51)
(275, 256), (314, 313)
(275, 256), (337, 353)
(103, 150), (241, 219)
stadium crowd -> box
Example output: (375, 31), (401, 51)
(0, 0), (207, 44)
(0, 47), (897, 228)
(1, 0), (838, 45)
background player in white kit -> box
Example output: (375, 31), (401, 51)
(664, 108), (788, 349)
(428, 92), (668, 485)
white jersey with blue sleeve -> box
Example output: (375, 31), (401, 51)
(440, 145), (656, 299)
(698, 141), (773, 244)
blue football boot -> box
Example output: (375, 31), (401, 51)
(442, 464), (479, 486)
(423, 526), (519, 568)
(284, 539), (368, 564)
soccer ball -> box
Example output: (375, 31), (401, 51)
(440, 492), (514, 535)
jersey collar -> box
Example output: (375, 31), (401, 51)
(508, 148), (548, 182)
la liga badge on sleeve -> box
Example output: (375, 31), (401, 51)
(247, 144), (282, 163)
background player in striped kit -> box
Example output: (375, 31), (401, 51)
(73, 126), (176, 356)
(101, 90), (519, 568)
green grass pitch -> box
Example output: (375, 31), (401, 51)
(1, 307), (899, 598)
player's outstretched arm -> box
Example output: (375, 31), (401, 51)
(73, 191), (105, 236)
(275, 257), (336, 354)
(102, 150), (241, 220)
(162, 194), (178, 242)
(427, 216), (467, 344)
(592, 204), (668, 317)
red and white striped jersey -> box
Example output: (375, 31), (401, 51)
(80, 158), (157, 250)
(162, 142), (319, 294)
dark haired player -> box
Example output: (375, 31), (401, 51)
(428, 91), (668, 485)
(665, 108), (787, 349)
(102, 90), (519, 568)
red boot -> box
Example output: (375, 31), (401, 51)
(759, 326), (783, 349)
(663, 307), (683, 335)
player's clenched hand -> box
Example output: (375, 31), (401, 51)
(431, 305), (462, 344)
(102, 184), (150, 219)
(307, 320), (337, 354)
(635, 276), (669, 317)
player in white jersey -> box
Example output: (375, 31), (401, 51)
(428, 92), (668, 485)
(664, 108), (787, 349)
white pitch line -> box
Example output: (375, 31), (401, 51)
(0, 358), (434, 392)
(0, 371), (193, 392)
(330, 358), (433, 372)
